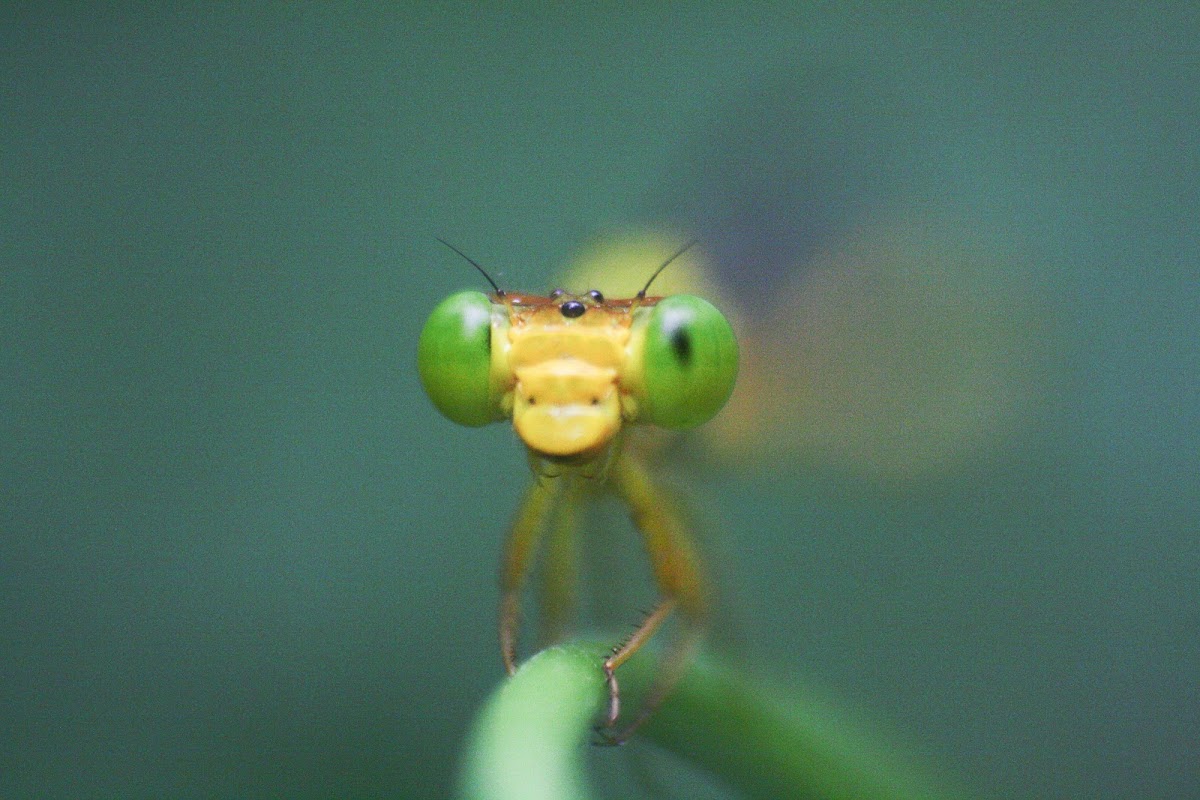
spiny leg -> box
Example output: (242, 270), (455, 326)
(600, 598), (676, 729)
(537, 475), (583, 645)
(598, 451), (709, 743)
(499, 474), (565, 674)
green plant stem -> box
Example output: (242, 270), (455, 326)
(458, 641), (964, 800)
(458, 644), (606, 800)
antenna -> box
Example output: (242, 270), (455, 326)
(435, 237), (505, 296)
(637, 239), (697, 299)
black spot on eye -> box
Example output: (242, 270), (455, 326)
(587, 289), (604, 303)
(550, 288), (565, 299)
(560, 300), (586, 318)
(670, 327), (692, 366)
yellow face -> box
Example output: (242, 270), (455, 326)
(497, 292), (632, 458)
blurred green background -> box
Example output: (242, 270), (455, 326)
(3, 5), (1196, 798)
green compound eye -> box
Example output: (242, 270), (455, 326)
(418, 290), (500, 427)
(637, 295), (738, 429)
